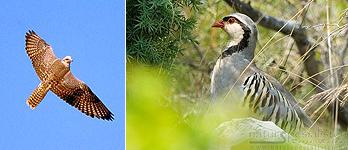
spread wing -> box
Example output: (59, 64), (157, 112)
(50, 72), (114, 121)
(242, 72), (312, 131)
(25, 30), (58, 81)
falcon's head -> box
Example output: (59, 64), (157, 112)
(212, 13), (258, 60)
(62, 56), (73, 67)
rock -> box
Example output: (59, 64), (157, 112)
(214, 118), (323, 150)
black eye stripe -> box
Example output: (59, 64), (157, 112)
(222, 16), (242, 24)
(222, 16), (232, 21)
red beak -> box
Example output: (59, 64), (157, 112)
(212, 20), (224, 28)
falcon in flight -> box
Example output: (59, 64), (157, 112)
(25, 30), (114, 121)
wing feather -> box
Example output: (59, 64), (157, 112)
(25, 30), (58, 81)
(51, 72), (114, 121)
(242, 72), (312, 130)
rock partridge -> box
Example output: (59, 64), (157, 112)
(210, 13), (312, 131)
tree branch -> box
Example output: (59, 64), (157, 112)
(224, 0), (326, 92)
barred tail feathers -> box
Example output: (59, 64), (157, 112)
(26, 82), (50, 109)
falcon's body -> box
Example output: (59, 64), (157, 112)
(25, 30), (113, 120)
(47, 58), (70, 82)
(211, 13), (311, 131)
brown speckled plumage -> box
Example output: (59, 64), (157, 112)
(25, 30), (113, 121)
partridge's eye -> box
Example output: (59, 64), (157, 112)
(228, 18), (235, 24)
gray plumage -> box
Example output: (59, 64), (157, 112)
(211, 13), (312, 131)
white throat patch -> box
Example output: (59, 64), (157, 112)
(61, 60), (70, 67)
(223, 23), (244, 47)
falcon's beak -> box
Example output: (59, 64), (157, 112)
(212, 20), (224, 28)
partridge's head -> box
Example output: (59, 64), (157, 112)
(212, 13), (258, 60)
(213, 13), (257, 34)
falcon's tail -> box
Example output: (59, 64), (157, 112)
(26, 82), (50, 109)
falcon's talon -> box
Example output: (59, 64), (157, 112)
(210, 13), (312, 131)
(25, 30), (114, 121)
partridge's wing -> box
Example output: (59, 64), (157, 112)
(241, 72), (312, 131)
(50, 72), (114, 121)
(25, 30), (59, 81)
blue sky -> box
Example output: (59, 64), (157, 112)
(0, 1), (124, 150)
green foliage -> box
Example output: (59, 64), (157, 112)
(126, 65), (215, 150)
(126, 0), (201, 69)
(126, 65), (333, 150)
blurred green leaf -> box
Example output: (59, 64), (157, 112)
(127, 65), (214, 150)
